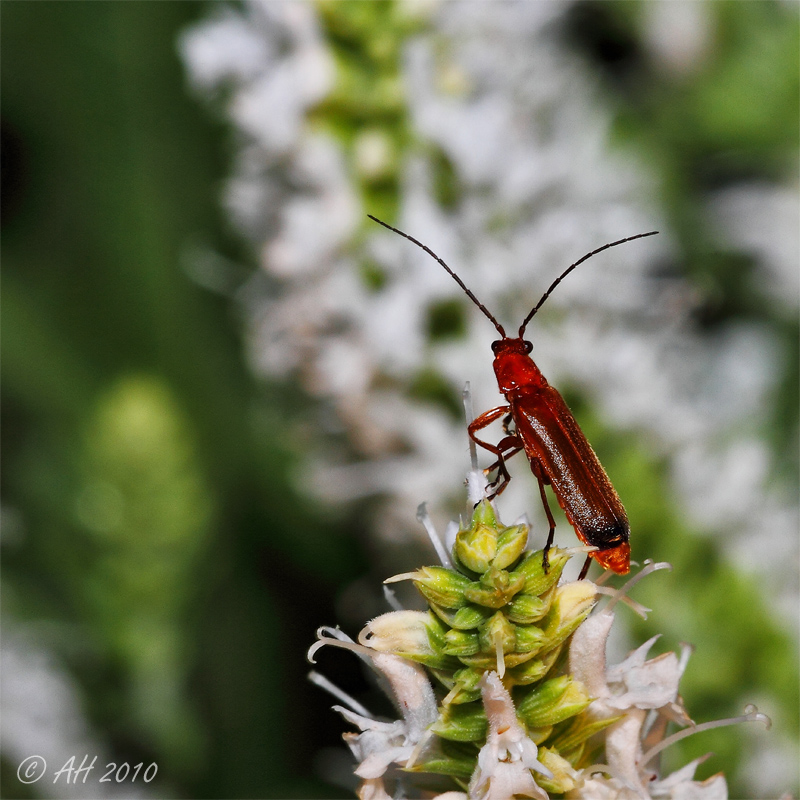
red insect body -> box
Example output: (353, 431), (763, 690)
(368, 215), (656, 575)
(472, 338), (630, 574)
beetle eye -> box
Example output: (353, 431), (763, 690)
(523, 341), (533, 353)
(491, 340), (503, 354)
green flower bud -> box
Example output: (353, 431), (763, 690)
(359, 610), (456, 669)
(505, 585), (554, 624)
(506, 644), (563, 686)
(413, 566), (471, 608)
(455, 521), (497, 573)
(516, 675), (592, 728)
(477, 611), (516, 655)
(445, 666), (484, 705)
(458, 649), (542, 670)
(506, 657), (547, 686)
(492, 523), (529, 569)
(471, 498), (499, 528)
(444, 629), (480, 656)
(548, 712), (622, 755)
(513, 623), (546, 654)
(431, 702), (488, 742)
(451, 603), (496, 630)
(535, 748), (579, 795)
(410, 745), (476, 780)
(453, 501), (534, 573)
(453, 666), (483, 691)
(429, 667), (483, 705)
(538, 581), (596, 651)
(509, 547), (570, 596)
(526, 725), (553, 745)
(430, 602), (494, 631)
(561, 743), (586, 768)
(464, 566), (525, 609)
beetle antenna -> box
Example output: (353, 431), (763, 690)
(368, 215), (506, 338)
(518, 230), (659, 338)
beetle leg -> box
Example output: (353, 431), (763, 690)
(530, 459), (556, 572)
(578, 555), (592, 581)
(468, 406), (531, 498)
(469, 406), (513, 491)
(485, 438), (523, 497)
(468, 405), (511, 455)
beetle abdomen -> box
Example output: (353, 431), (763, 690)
(513, 386), (630, 573)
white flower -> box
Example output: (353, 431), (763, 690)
(568, 567), (769, 799)
(308, 629), (438, 797)
(577, 757), (728, 800)
(469, 672), (551, 800)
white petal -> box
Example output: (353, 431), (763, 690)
(652, 772), (728, 800)
(608, 651), (683, 710)
(371, 652), (439, 741)
(342, 725), (404, 767)
(607, 635), (661, 681)
(603, 709), (648, 796)
(357, 776), (394, 800)
(650, 755), (705, 790)
(569, 610), (614, 701)
(481, 671), (519, 734)
(571, 775), (644, 800)
(334, 705), (404, 736)
(355, 745), (415, 779)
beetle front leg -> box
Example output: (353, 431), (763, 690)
(468, 405), (511, 450)
(468, 406), (520, 498)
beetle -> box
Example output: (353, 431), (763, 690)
(368, 214), (658, 576)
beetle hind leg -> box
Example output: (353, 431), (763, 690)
(530, 459), (556, 573)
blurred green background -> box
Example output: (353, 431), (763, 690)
(2, 2), (797, 799)
(2, 3), (366, 797)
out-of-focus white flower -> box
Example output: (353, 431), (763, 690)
(181, 3), (797, 624)
(641, 1), (714, 77)
(1, 633), (126, 800)
(182, 4), (796, 790)
(708, 182), (800, 313)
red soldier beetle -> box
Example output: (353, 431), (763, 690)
(368, 214), (658, 577)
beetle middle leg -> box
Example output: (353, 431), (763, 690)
(484, 437), (523, 498)
(486, 411), (523, 493)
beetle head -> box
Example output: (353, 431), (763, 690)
(491, 337), (544, 394)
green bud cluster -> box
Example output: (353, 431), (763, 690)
(396, 501), (613, 794)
